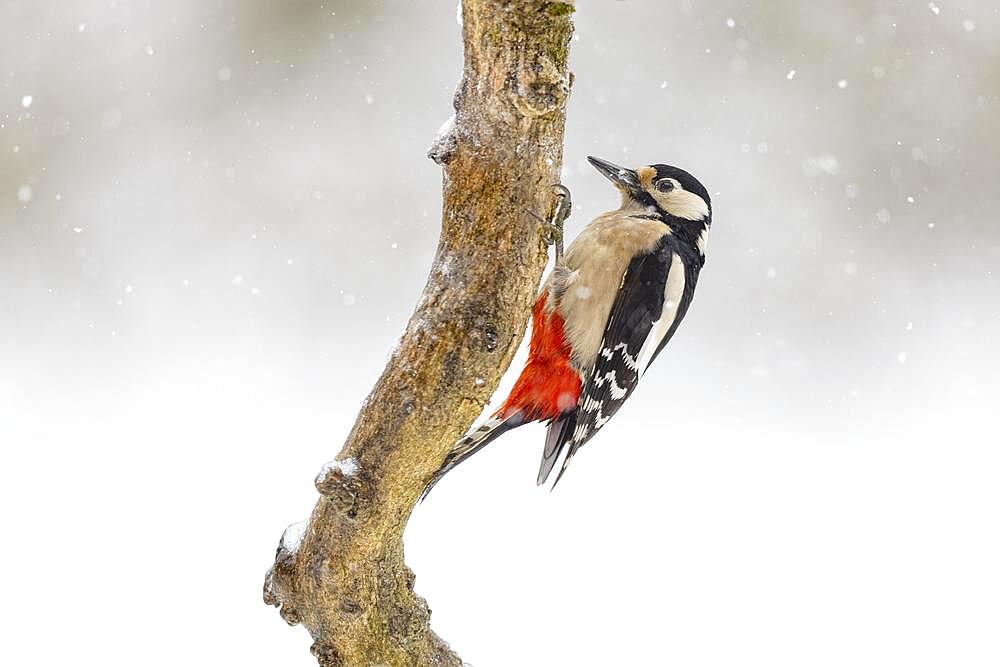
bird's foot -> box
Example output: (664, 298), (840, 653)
(532, 184), (572, 261)
(539, 221), (563, 249)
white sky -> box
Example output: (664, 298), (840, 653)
(2, 1), (998, 665)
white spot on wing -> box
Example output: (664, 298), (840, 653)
(609, 343), (640, 372)
(608, 375), (627, 400)
(592, 369), (628, 400)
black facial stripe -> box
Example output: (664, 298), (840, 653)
(633, 190), (658, 209)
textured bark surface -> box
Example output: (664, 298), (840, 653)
(263, 2), (575, 665)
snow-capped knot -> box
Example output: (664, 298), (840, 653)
(316, 457), (359, 484)
(315, 458), (361, 516)
(278, 519), (310, 562)
(264, 519), (308, 626)
(428, 113), (458, 165)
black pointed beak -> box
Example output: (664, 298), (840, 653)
(587, 156), (641, 196)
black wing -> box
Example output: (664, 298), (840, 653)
(538, 237), (699, 487)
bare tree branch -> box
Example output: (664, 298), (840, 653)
(263, 2), (575, 665)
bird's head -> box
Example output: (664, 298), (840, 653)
(587, 155), (711, 228)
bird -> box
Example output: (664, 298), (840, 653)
(424, 156), (712, 495)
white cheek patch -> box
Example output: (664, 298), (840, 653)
(661, 188), (710, 221)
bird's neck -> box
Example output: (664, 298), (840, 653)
(667, 215), (710, 253)
(614, 202), (710, 257)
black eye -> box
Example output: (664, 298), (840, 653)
(655, 179), (674, 193)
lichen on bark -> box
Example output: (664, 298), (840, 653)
(263, 2), (574, 665)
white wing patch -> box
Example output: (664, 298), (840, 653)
(636, 252), (686, 375)
(696, 226), (710, 256)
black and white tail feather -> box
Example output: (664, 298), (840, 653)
(423, 410), (581, 500)
(420, 412), (524, 500)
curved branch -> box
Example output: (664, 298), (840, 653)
(263, 2), (575, 665)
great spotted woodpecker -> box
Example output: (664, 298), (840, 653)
(426, 156), (712, 494)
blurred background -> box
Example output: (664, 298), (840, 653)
(2, 1), (998, 665)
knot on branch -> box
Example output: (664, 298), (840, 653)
(263, 519), (311, 626)
(310, 641), (344, 667)
(264, 562), (303, 626)
(511, 53), (570, 118)
(428, 114), (459, 165)
(315, 457), (363, 517)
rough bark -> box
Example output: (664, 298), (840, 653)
(263, 2), (575, 665)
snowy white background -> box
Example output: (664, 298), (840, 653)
(2, 1), (999, 665)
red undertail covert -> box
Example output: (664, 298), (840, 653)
(497, 293), (581, 421)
